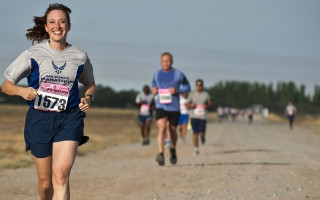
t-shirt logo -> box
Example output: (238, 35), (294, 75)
(52, 61), (66, 74)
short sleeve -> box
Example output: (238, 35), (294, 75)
(135, 94), (142, 104)
(79, 55), (95, 85)
(4, 50), (31, 84)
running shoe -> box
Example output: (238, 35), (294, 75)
(79, 136), (89, 146)
(193, 148), (199, 156)
(145, 138), (150, 145)
(165, 138), (171, 147)
(169, 148), (177, 165)
(142, 138), (149, 146)
(156, 153), (165, 166)
(201, 135), (206, 145)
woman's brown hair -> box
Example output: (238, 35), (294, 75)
(25, 3), (71, 44)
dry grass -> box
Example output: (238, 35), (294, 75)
(295, 114), (320, 134)
(262, 111), (320, 135)
(0, 105), (157, 169)
(263, 113), (287, 123)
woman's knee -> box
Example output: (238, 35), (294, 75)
(53, 170), (70, 186)
(38, 178), (52, 191)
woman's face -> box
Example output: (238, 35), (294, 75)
(45, 9), (70, 44)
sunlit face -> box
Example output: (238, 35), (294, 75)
(45, 10), (70, 44)
(161, 55), (172, 71)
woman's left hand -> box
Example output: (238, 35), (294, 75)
(79, 97), (91, 112)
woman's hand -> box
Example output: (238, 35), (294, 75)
(79, 97), (91, 112)
(19, 87), (38, 101)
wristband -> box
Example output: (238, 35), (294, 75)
(85, 94), (94, 103)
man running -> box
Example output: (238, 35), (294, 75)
(135, 85), (154, 145)
(186, 79), (212, 155)
(285, 101), (297, 130)
(151, 52), (190, 166)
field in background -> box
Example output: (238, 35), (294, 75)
(0, 104), (318, 169)
(0, 105), (157, 169)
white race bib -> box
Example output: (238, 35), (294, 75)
(140, 104), (150, 116)
(194, 105), (205, 116)
(34, 83), (69, 112)
(158, 89), (172, 104)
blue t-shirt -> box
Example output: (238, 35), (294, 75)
(151, 68), (190, 111)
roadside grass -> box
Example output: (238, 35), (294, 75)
(0, 105), (156, 169)
(1, 104), (318, 169)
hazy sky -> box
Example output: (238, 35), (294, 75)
(0, 0), (319, 95)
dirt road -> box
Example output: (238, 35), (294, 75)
(1, 117), (320, 200)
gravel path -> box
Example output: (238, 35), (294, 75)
(1, 117), (320, 200)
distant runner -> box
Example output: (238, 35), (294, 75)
(186, 79), (212, 155)
(217, 105), (224, 123)
(285, 101), (297, 130)
(247, 106), (254, 124)
(177, 92), (189, 142)
(135, 85), (154, 145)
(151, 52), (191, 166)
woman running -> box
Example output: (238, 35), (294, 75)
(1, 4), (95, 200)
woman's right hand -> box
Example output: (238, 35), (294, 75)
(19, 87), (37, 101)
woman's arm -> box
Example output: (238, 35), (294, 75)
(1, 79), (37, 101)
(79, 82), (96, 112)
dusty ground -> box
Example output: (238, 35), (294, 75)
(1, 116), (320, 200)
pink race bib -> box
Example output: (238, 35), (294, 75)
(194, 105), (205, 116)
(34, 83), (69, 112)
(140, 104), (150, 116)
(158, 89), (172, 104)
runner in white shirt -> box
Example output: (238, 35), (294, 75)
(186, 79), (212, 155)
(135, 85), (154, 145)
(217, 105), (224, 123)
(247, 106), (254, 124)
(285, 101), (297, 130)
(177, 92), (189, 142)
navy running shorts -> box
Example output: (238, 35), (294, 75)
(178, 114), (189, 125)
(138, 114), (153, 124)
(191, 118), (206, 134)
(24, 107), (86, 158)
(155, 108), (180, 127)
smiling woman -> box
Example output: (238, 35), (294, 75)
(1, 3), (96, 200)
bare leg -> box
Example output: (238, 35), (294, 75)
(169, 125), (177, 149)
(33, 156), (53, 200)
(140, 123), (146, 139)
(156, 118), (167, 153)
(145, 120), (151, 139)
(52, 141), (78, 200)
(181, 124), (187, 141)
(193, 133), (199, 148)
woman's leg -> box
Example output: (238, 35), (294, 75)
(52, 141), (78, 200)
(33, 156), (53, 200)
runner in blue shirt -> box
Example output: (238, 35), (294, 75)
(1, 4), (95, 199)
(151, 52), (190, 166)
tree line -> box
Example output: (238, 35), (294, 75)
(0, 81), (319, 114)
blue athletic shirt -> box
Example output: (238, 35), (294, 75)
(4, 41), (95, 110)
(151, 67), (190, 111)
